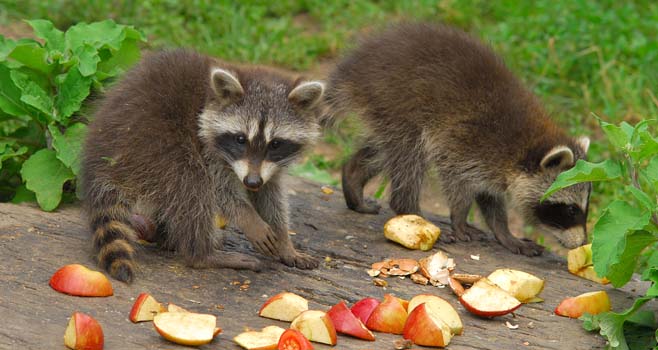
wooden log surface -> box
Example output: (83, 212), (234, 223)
(0, 177), (649, 349)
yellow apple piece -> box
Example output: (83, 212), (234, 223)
(383, 214), (440, 250)
(233, 325), (286, 350)
(407, 294), (463, 335)
(259, 292), (309, 322)
(64, 312), (104, 350)
(555, 291), (611, 318)
(290, 310), (337, 345)
(403, 303), (453, 347)
(129, 293), (166, 322)
(567, 244), (610, 284)
(153, 312), (217, 346)
(167, 303), (191, 313)
(487, 269), (545, 303)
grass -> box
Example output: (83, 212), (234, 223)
(2, 0), (657, 218)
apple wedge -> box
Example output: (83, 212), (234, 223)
(351, 297), (380, 324)
(408, 294), (463, 335)
(50, 264), (113, 297)
(567, 244), (610, 284)
(278, 329), (314, 350)
(403, 303), (453, 347)
(153, 312), (217, 346)
(259, 292), (308, 322)
(365, 294), (408, 334)
(234, 325), (286, 350)
(459, 278), (521, 317)
(167, 303), (190, 313)
(129, 293), (166, 322)
(327, 301), (375, 341)
(487, 269), (545, 303)
(384, 214), (440, 250)
(291, 310), (337, 345)
(64, 312), (104, 350)
(555, 291), (611, 318)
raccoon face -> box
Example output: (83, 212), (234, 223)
(199, 68), (324, 191)
(510, 137), (591, 248)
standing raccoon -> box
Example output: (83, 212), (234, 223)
(82, 50), (325, 282)
(325, 23), (590, 256)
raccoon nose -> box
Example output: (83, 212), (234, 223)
(243, 174), (263, 191)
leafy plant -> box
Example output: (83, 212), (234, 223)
(543, 117), (658, 349)
(0, 19), (145, 210)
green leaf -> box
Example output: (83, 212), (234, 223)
(626, 185), (656, 212)
(20, 149), (74, 211)
(600, 119), (631, 150)
(96, 38), (141, 78)
(290, 161), (338, 185)
(10, 184), (36, 204)
(0, 141), (28, 170)
(0, 63), (30, 117)
(0, 36), (17, 61)
(26, 19), (65, 52)
(8, 41), (53, 74)
(644, 267), (658, 297)
(48, 123), (87, 175)
(646, 156), (658, 189)
(591, 200), (655, 286)
(10, 69), (54, 119)
(65, 20), (131, 52)
(581, 297), (653, 350)
(630, 130), (658, 162)
(542, 159), (623, 200)
(75, 44), (100, 77)
(54, 66), (92, 120)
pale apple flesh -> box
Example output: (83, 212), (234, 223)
(167, 303), (190, 313)
(487, 269), (545, 302)
(350, 297), (380, 325)
(153, 312), (217, 346)
(407, 294), (463, 335)
(365, 294), (408, 334)
(129, 293), (166, 323)
(259, 292), (309, 322)
(64, 312), (104, 350)
(459, 278), (522, 317)
(555, 291), (611, 318)
(290, 310), (337, 345)
(233, 326), (286, 350)
(403, 303), (452, 347)
(326, 301), (375, 341)
(50, 264), (113, 297)
(383, 214), (441, 251)
(567, 244), (610, 284)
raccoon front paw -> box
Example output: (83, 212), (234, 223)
(243, 224), (279, 257)
(453, 228), (472, 242)
(280, 251), (319, 270)
(351, 198), (381, 214)
(199, 251), (265, 271)
(508, 239), (544, 256)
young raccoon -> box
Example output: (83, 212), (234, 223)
(324, 23), (591, 256)
(82, 49), (325, 282)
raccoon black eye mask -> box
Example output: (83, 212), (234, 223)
(214, 133), (301, 164)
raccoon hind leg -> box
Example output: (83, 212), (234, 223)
(342, 142), (382, 214)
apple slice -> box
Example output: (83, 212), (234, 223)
(555, 291), (611, 318)
(351, 297), (380, 324)
(365, 294), (408, 334)
(327, 301), (375, 341)
(290, 310), (337, 345)
(278, 329), (314, 350)
(403, 303), (453, 347)
(50, 264), (113, 297)
(167, 303), (190, 313)
(153, 312), (217, 346)
(234, 325), (286, 350)
(487, 269), (545, 303)
(129, 293), (166, 322)
(567, 244), (610, 284)
(64, 312), (104, 350)
(384, 214), (440, 250)
(408, 294), (463, 335)
(259, 292), (308, 322)
(459, 278), (521, 317)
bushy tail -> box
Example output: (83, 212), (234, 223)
(86, 190), (138, 283)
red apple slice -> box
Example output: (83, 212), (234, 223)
(555, 291), (611, 318)
(487, 269), (545, 303)
(50, 264), (113, 297)
(327, 301), (375, 341)
(259, 292), (309, 322)
(153, 312), (216, 346)
(278, 329), (314, 350)
(459, 278), (521, 317)
(290, 310), (337, 345)
(408, 294), (463, 335)
(129, 293), (166, 322)
(403, 303), (452, 347)
(351, 297), (380, 324)
(234, 325), (286, 350)
(64, 312), (104, 350)
(365, 294), (408, 334)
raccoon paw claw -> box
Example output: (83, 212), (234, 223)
(510, 239), (544, 256)
(454, 229), (472, 242)
(351, 198), (381, 214)
(281, 252), (318, 270)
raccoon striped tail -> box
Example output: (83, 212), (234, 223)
(89, 202), (138, 283)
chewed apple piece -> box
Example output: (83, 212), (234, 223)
(576, 266), (610, 285)
(451, 273), (484, 285)
(408, 294), (463, 335)
(403, 303), (452, 347)
(487, 269), (545, 302)
(448, 277), (465, 297)
(153, 312), (216, 346)
(365, 294), (408, 334)
(278, 329), (314, 350)
(555, 291), (611, 318)
(567, 245), (610, 284)
(327, 301), (375, 341)
(167, 303), (190, 313)
(129, 293), (166, 322)
(384, 214), (440, 251)
(459, 278), (521, 317)
(419, 251), (455, 285)
(291, 310), (337, 345)
(259, 292), (308, 322)
(351, 297), (380, 324)
(234, 325), (285, 350)
(64, 312), (104, 350)
(50, 264), (113, 297)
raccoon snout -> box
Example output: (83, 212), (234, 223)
(243, 174), (263, 191)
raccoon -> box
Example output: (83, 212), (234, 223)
(82, 49), (324, 282)
(324, 23), (591, 256)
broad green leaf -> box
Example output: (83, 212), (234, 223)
(592, 200), (654, 286)
(600, 119), (631, 150)
(644, 267), (658, 297)
(542, 159), (623, 200)
(20, 149), (74, 211)
(626, 185), (656, 212)
(630, 130), (658, 162)
(75, 44), (100, 77)
(0, 36), (17, 61)
(10, 70), (54, 119)
(65, 20), (128, 52)
(626, 310), (656, 328)
(26, 19), (65, 53)
(54, 66), (92, 120)
(581, 297), (653, 350)
(8, 41), (53, 74)
(10, 184), (36, 204)
(48, 123), (87, 175)
(604, 230), (656, 287)
(625, 322), (658, 350)
(96, 38), (141, 78)
(0, 63), (30, 117)
(0, 141), (28, 170)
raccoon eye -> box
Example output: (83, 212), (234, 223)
(235, 134), (246, 144)
(566, 205), (578, 217)
(269, 140), (281, 150)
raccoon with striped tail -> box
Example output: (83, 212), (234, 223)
(82, 50), (324, 282)
(323, 23), (591, 256)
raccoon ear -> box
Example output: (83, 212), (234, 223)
(540, 145), (575, 171)
(210, 68), (244, 102)
(288, 81), (324, 110)
(576, 136), (590, 154)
